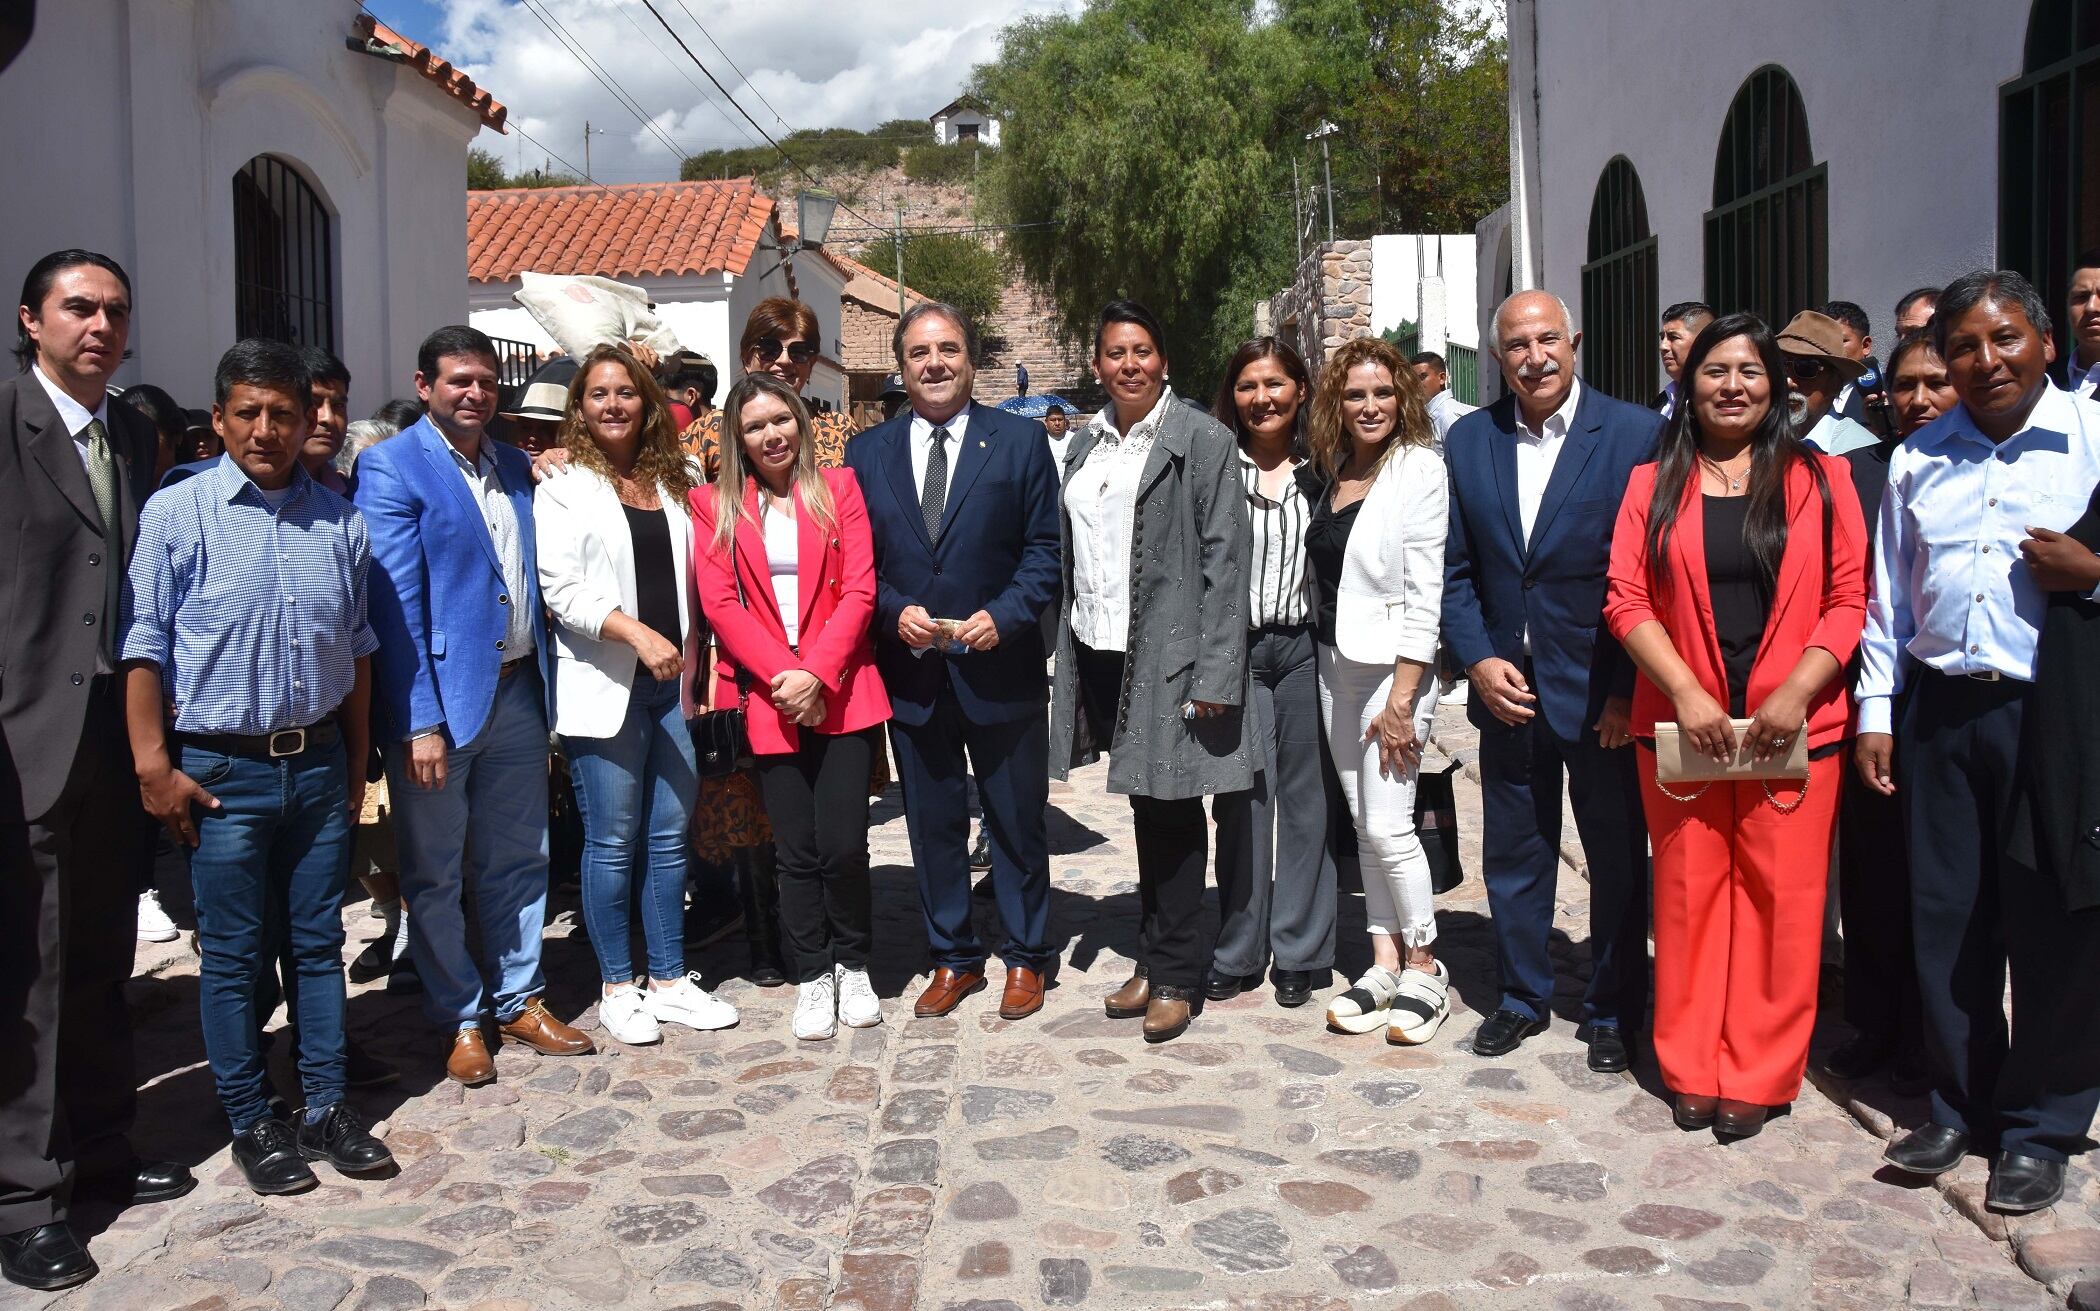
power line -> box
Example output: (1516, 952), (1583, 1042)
(668, 0), (792, 133)
(611, 0), (766, 151)
(505, 123), (590, 180)
(516, 0), (690, 166)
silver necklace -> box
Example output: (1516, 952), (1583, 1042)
(1697, 451), (1749, 493)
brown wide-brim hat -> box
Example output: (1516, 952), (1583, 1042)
(1775, 311), (1868, 381)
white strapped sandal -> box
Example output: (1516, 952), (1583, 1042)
(1386, 959), (1451, 1046)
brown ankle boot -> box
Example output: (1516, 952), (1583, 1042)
(1104, 964), (1150, 1018)
(1142, 985), (1192, 1043)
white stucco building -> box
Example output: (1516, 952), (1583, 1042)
(465, 179), (850, 411)
(930, 97), (1001, 148)
(0, 4), (503, 408)
(1493, 0), (2094, 406)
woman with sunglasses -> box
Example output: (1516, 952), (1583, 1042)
(681, 299), (856, 480)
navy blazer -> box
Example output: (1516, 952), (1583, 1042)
(356, 419), (552, 747)
(1441, 385), (1663, 741)
(843, 402), (1061, 727)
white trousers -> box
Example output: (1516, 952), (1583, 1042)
(1318, 644), (1440, 948)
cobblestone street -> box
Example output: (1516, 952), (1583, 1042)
(14, 705), (2089, 1310)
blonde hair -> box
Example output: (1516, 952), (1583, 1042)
(556, 345), (695, 504)
(710, 373), (835, 555)
(1307, 337), (1435, 481)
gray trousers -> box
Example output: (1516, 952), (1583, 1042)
(1211, 624), (1336, 974)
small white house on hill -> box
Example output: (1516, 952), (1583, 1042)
(931, 96), (1001, 148)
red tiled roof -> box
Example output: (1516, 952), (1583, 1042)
(467, 179), (778, 283)
(352, 13), (507, 132)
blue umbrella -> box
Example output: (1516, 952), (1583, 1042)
(994, 393), (1083, 419)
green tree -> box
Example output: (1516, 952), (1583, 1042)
(468, 147), (508, 190)
(854, 233), (1007, 334)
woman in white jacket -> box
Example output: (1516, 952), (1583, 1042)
(536, 345), (737, 1045)
(1300, 337), (1452, 1045)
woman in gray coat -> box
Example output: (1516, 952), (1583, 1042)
(1048, 300), (1260, 1043)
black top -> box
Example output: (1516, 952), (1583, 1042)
(1307, 491), (1364, 648)
(622, 502), (681, 655)
(1702, 495), (1767, 719)
(2011, 482), (2100, 910)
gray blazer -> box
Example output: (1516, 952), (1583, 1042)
(1049, 397), (1263, 800)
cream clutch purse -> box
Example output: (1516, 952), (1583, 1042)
(1652, 719), (1808, 783)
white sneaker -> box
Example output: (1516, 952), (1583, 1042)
(1386, 959), (1452, 1045)
(835, 965), (882, 1029)
(1326, 966), (1402, 1035)
(599, 985), (661, 1046)
(137, 890), (178, 943)
(644, 973), (740, 1031)
(792, 973), (837, 1041)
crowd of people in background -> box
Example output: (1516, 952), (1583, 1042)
(5, 237), (2100, 1292)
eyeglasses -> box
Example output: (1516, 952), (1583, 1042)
(752, 336), (819, 366)
(1782, 358), (1831, 384)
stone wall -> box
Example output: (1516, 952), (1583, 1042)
(1262, 240), (1374, 376)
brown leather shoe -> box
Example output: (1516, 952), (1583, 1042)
(446, 1029), (496, 1086)
(913, 967), (986, 1018)
(998, 966), (1045, 1020)
(1104, 964), (1150, 1019)
(1142, 985), (1192, 1043)
(497, 997), (595, 1056)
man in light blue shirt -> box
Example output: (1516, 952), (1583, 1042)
(1854, 269), (2100, 1213)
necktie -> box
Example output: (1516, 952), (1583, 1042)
(921, 426), (949, 544)
(84, 419), (123, 662)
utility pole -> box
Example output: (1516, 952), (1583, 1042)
(1292, 156), (1304, 264)
(583, 120), (606, 183)
(894, 206), (906, 317)
(1307, 120), (1340, 246)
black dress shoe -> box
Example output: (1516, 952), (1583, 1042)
(1883, 1123), (1970, 1176)
(1988, 1152), (2066, 1214)
(1586, 1026), (1630, 1073)
(1815, 1032), (1890, 1081)
(297, 1104), (396, 1175)
(1204, 968), (1258, 1002)
(344, 1040), (400, 1089)
(0, 1223), (96, 1291)
(85, 1158), (196, 1205)
(231, 1118), (318, 1195)
(969, 828), (993, 872)
(1472, 1009), (1547, 1057)
(1273, 969), (1317, 1009)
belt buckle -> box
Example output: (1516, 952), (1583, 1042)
(1965, 670), (2003, 683)
(268, 728), (307, 758)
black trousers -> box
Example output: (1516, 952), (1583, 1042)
(756, 727), (879, 984)
(1074, 643), (1208, 990)
(1837, 756), (1920, 1049)
(1902, 669), (2100, 1160)
(0, 678), (148, 1232)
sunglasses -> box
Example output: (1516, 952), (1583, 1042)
(752, 336), (819, 366)
(1782, 358), (1831, 384)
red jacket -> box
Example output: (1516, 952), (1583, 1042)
(689, 467), (891, 754)
(1604, 454), (1868, 750)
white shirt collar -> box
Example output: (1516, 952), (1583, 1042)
(1088, 386), (1175, 444)
(1921, 382), (2085, 454)
(31, 363), (109, 439)
(1515, 376), (1581, 444)
(910, 405), (971, 447)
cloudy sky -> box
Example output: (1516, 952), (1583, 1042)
(365, 0), (1080, 184)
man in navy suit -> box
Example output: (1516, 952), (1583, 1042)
(844, 302), (1062, 1021)
(1442, 290), (1662, 1072)
(357, 326), (591, 1087)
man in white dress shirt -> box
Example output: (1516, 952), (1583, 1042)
(1409, 351), (1475, 453)
(2062, 252), (2100, 397)
(1856, 269), (2100, 1213)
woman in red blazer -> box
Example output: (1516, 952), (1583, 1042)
(691, 375), (891, 1044)
(1604, 314), (1868, 1139)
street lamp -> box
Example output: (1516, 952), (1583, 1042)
(794, 191), (839, 249)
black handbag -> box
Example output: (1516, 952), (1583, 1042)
(690, 557), (755, 778)
(1416, 760), (1465, 894)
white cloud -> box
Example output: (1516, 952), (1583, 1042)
(430, 0), (1078, 183)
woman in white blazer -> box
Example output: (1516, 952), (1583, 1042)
(1298, 337), (1452, 1046)
(536, 345), (737, 1046)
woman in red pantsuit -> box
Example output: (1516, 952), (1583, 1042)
(1604, 313), (1868, 1139)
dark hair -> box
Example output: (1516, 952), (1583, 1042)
(2074, 249), (2100, 276)
(214, 338), (313, 408)
(1884, 327), (1943, 379)
(117, 383), (187, 445)
(1818, 300), (1871, 338)
(892, 300), (980, 367)
(1409, 350), (1448, 372)
(1661, 300), (1714, 328)
(1093, 299), (1168, 363)
(372, 398), (425, 430)
(1894, 286), (1941, 322)
(1213, 336), (1313, 458)
(15, 248), (132, 370)
(1644, 313), (1835, 605)
(666, 355), (716, 399)
(1933, 268), (2053, 357)
(1044, 403), (1066, 417)
(416, 325), (498, 382)
(300, 345), (350, 392)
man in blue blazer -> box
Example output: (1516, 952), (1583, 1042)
(1442, 290), (1663, 1072)
(356, 326), (590, 1087)
(844, 302), (1062, 1021)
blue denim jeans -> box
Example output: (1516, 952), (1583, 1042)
(564, 673), (698, 984)
(387, 666), (551, 1028)
(185, 738), (352, 1132)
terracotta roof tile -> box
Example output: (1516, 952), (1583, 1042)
(352, 13), (507, 132)
(466, 179), (778, 283)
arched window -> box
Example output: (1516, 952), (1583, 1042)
(2001, 0), (2100, 305)
(1703, 67), (1826, 326)
(233, 155), (336, 350)
(1581, 157), (1657, 404)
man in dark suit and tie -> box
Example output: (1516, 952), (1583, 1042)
(1442, 289), (1663, 1073)
(0, 250), (194, 1292)
(844, 302), (1062, 1020)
